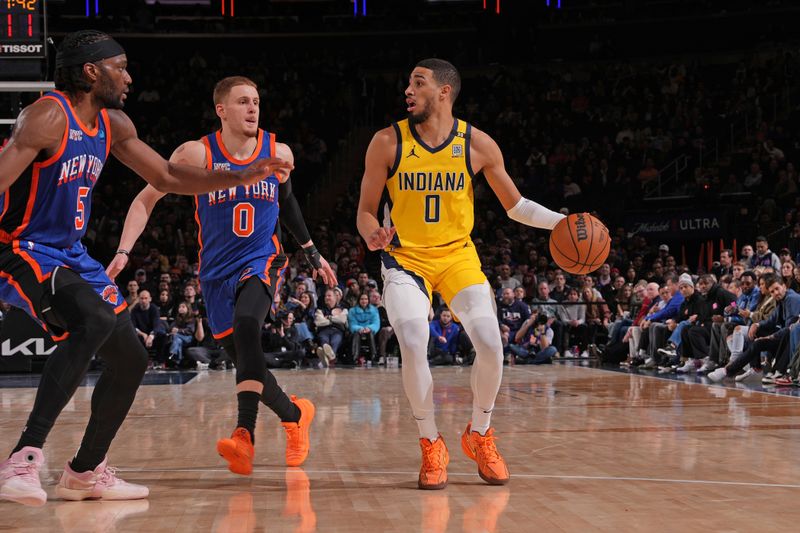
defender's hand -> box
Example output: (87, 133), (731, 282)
(106, 253), (129, 280)
(239, 158), (294, 185)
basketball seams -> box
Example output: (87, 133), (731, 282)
(586, 225), (610, 269)
(549, 214), (610, 275)
(565, 216), (582, 266)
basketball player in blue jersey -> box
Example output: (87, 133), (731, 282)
(107, 76), (335, 476)
(357, 59), (566, 489)
(0, 32), (291, 507)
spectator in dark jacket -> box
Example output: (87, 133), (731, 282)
(131, 290), (165, 362)
(262, 311), (306, 368)
(498, 287), (531, 350)
(679, 275), (736, 372)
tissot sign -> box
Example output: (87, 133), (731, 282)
(626, 210), (726, 239)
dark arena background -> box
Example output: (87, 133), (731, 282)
(2, 1), (800, 531)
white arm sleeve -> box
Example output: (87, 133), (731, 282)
(506, 197), (566, 230)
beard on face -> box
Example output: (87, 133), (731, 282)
(95, 68), (125, 110)
(408, 99), (433, 125)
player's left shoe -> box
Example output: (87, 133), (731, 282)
(56, 458), (149, 500)
(461, 423), (510, 485)
(282, 396), (315, 467)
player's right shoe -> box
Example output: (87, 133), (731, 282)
(282, 396), (316, 467)
(461, 423), (510, 485)
(418, 435), (449, 490)
(0, 447), (47, 506)
(56, 457), (149, 501)
(217, 427), (255, 475)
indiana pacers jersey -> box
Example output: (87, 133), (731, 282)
(380, 118), (486, 304)
(383, 118), (474, 249)
(195, 129), (282, 281)
(0, 90), (110, 248)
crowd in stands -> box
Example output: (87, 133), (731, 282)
(3, 30), (800, 385)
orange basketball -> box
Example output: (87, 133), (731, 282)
(548, 213), (610, 275)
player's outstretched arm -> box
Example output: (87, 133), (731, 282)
(106, 140), (204, 279)
(275, 143), (337, 287)
(0, 100), (66, 195)
(107, 110), (293, 194)
(471, 127), (565, 230)
(357, 127), (397, 251)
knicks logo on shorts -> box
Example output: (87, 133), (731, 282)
(239, 267), (254, 282)
(101, 285), (120, 305)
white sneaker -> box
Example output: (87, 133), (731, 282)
(762, 371), (782, 384)
(677, 359), (698, 373)
(56, 458), (149, 501)
(735, 368), (763, 384)
(697, 359), (717, 373)
(196, 362), (209, 371)
(322, 344), (336, 363)
(315, 347), (329, 368)
(579, 350), (590, 358)
(657, 347), (677, 358)
(707, 367), (728, 382)
(564, 349), (575, 358)
(0, 447), (47, 506)
(642, 357), (656, 369)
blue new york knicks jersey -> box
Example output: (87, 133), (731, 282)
(0, 91), (109, 248)
(195, 129), (281, 281)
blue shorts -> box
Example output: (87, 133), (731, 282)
(200, 253), (288, 339)
(0, 240), (126, 338)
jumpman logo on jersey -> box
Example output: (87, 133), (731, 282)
(407, 145), (420, 159)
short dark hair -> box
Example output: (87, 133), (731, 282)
(416, 58), (461, 103)
(756, 236), (768, 243)
(54, 30), (113, 93)
(762, 273), (781, 287)
(740, 270), (756, 282)
(213, 76), (257, 105)
(721, 248), (733, 257)
(665, 274), (679, 285)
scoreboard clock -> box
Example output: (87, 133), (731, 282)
(0, 0), (46, 58)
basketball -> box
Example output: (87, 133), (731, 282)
(549, 213), (610, 275)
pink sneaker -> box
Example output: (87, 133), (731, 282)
(0, 447), (47, 506)
(56, 458), (149, 501)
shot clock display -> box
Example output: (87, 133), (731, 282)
(1, 0), (46, 58)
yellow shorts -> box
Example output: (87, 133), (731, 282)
(380, 239), (486, 305)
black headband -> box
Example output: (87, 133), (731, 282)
(55, 38), (126, 69)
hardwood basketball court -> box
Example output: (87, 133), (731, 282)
(2, 363), (800, 531)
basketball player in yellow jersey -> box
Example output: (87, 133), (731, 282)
(357, 59), (566, 490)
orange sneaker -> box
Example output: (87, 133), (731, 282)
(217, 427), (255, 475)
(460, 423), (510, 485)
(418, 435), (449, 490)
(282, 396), (316, 467)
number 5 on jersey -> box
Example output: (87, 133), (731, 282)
(233, 202), (255, 237)
(75, 187), (90, 230)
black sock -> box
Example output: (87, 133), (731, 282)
(68, 456), (97, 473)
(12, 414), (53, 453)
(237, 391), (261, 440)
(261, 372), (300, 423)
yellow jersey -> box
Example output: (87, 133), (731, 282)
(384, 118), (475, 250)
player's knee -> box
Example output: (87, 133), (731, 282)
(396, 319), (429, 357)
(232, 315), (261, 342)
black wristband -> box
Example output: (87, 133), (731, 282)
(116, 249), (130, 256)
(303, 244), (322, 270)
